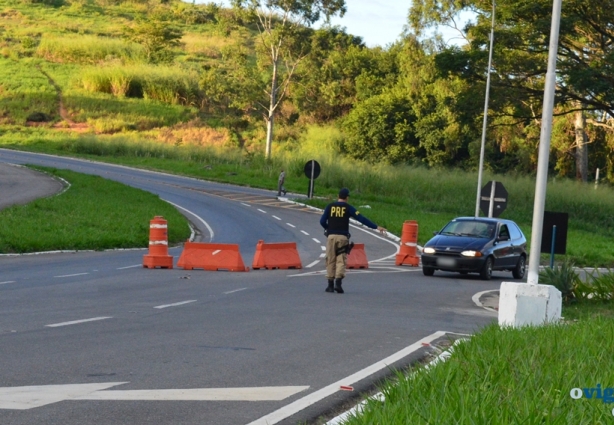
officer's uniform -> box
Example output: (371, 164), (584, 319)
(320, 188), (379, 293)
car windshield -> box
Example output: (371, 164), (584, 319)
(440, 221), (494, 238)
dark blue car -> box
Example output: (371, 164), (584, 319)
(421, 217), (527, 280)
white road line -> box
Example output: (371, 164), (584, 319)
(241, 203), (251, 207)
(312, 238), (320, 243)
(301, 230), (309, 235)
(53, 273), (89, 278)
(224, 288), (247, 294)
(45, 317), (112, 328)
(258, 209), (267, 213)
(116, 264), (141, 270)
(272, 215), (282, 220)
(319, 253), (326, 258)
(164, 200), (215, 241)
(154, 300), (197, 309)
(305, 260), (320, 268)
(320, 246), (326, 251)
(286, 223), (296, 228)
(0, 281), (15, 285)
(247, 331), (448, 425)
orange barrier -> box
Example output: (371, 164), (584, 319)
(143, 216), (174, 269)
(347, 243), (368, 269)
(177, 242), (249, 272)
(252, 240), (302, 270)
(395, 220), (420, 267)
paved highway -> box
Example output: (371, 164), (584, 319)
(0, 148), (500, 425)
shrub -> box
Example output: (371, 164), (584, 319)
(538, 258), (581, 303)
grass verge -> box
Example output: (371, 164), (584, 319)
(0, 166), (190, 253)
(339, 309), (614, 425)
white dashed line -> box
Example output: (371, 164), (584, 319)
(258, 209), (267, 213)
(286, 223), (296, 228)
(272, 216), (282, 220)
(45, 317), (112, 328)
(154, 300), (197, 309)
(0, 281), (15, 285)
(321, 246), (326, 251)
(54, 273), (89, 278)
(301, 231), (309, 235)
(117, 265), (141, 270)
(241, 203), (251, 207)
(312, 238), (320, 244)
(306, 260), (320, 268)
(319, 253), (326, 258)
(224, 288), (247, 294)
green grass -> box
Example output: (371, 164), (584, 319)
(0, 166), (190, 253)
(339, 313), (614, 425)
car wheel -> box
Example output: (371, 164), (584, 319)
(512, 255), (526, 279)
(480, 257), (493, 280)
(423, 266), (435, 276)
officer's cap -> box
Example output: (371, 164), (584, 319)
(338, 188), (350, 199)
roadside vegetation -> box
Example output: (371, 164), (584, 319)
(0, 167), (190, 253)
(336, 312), (614, 425)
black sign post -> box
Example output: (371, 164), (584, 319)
(479, 181), (508, 217)
(304, 160), (321, 199)
(540, 211), (569, 267)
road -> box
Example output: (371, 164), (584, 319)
(0, 148), (500, 425)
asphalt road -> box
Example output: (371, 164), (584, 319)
(0, 148), (501, 425)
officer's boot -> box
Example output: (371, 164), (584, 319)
(334, 278), (344, 294)
(325, 279), (334, 293)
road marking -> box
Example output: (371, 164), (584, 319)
(54, 273), (89, 278)
(312, 238), (320, 243)
(306, 260), (320, 268)
(319, 253), (326, 258)
(224, 288), (247, 294)
(241, 203), (251, 207)
(154, 300), (197, 309)
(45, 317), (112, 328)
(286, 223), (296, 228)
(301, 230), (309, 235)
(0, 383), (309, 410)
(164, 200), (215, 241)
(321, 246), (326, 251)
(258, 209), (267, 213)
(247, 331), (447, 425)
(272, 215), (282, 220)
(117, 264), (141, 270)
(0, 281), (15, 285)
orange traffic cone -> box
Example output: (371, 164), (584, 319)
(395, 220), (420, 267)
(143, 216), (174, 269)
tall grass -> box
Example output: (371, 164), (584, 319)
(36, 35), (146, 64)
(342, 318), (614, 424)
(78, 64), (202, 106)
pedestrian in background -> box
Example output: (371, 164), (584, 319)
(319, 188), (386, 293)
(277, 169), (287, 196)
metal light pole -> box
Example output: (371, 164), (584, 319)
(527, 0), (563, 285)
(475, 1), (496, 217)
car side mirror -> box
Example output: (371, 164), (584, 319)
(497, 235), (510, 242)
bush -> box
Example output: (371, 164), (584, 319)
(538, 258), (581, 303)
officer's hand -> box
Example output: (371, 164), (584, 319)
(377, 226), (387, 235)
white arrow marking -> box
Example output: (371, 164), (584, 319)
(0, 383), (309, 410)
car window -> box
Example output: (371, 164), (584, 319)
(499, 225), (510, 240)
(509, 223), (522, 240)
(441, 221), (494, 238)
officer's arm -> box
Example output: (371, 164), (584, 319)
(349, 206), (378, 230)
(320, 206), (330, 229)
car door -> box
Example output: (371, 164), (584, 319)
(492, 224), (514, 268)
(508, 223), (526, 264)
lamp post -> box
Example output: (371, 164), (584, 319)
(475, 1), (496, 217)
(526, 0), (563, 285)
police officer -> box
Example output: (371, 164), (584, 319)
(319, 188), (386, 293)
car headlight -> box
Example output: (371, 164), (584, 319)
(423, 247), (436, 254)
(461, 250), (483, 257)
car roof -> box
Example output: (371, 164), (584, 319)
(450, 216), (518, 226)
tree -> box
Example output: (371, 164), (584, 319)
(124, 20), (183, 64)
(231, 0), (346, 159)
(408, 0), (614, 178)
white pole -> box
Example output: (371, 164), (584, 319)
(475, 1), (496, 217)
(527, 0), (563, 285)
(595, 168), (600, 189)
